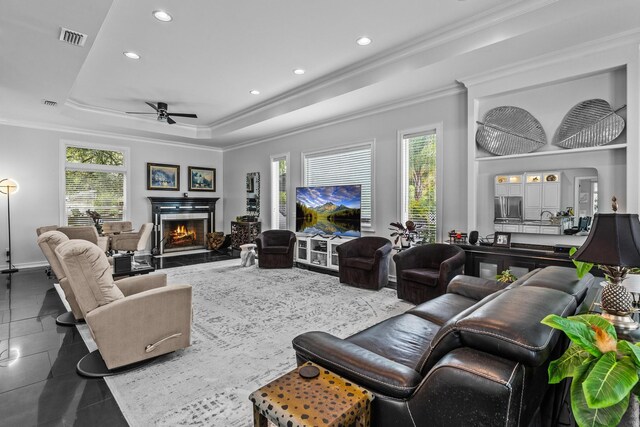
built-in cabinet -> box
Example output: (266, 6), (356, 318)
(495, 175), (523, 196)
(524, 172), (561, 220)
(295, 235), (350, 271)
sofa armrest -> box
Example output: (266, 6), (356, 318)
(447, 275), (508, 301)
(292, 331), (422, 399)
(115, 273), (167, 296)
(374, 242), (392, 260)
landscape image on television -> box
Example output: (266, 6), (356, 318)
(296, 185), (361, 237)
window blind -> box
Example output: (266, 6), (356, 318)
(64, 145), (127, 226)
(403, 131), (436, 243)
(303, 145), (372, 224)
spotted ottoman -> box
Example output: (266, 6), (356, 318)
(249, 361), (373, 427)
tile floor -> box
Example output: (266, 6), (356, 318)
(0, 250), (235, 426)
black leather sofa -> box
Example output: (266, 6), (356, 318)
(292, 266), (593, 426)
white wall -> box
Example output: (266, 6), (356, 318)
(0, 124), (223, 269)
(223, 91), (469, 242)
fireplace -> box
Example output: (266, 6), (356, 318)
(148, 197), (219, 255)
(162, 216), (207, 253)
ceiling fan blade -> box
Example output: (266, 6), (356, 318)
(126, 112), (157, 114)
(166, 116), (176, 125)
(167, 113), (198, 118)
(145, 102), (159, 111)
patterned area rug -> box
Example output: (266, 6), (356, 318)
(73, 262), (413, 426)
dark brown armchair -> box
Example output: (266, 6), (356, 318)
(336, 237), (392, 290)
(255, 230), (297, 268)
(393, 243), (465, 304)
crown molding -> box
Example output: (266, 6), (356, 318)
(0, 117), (223, 152)
(457, 28), (640, 88)
(223, 84), (465, 152)
(209, 0), (557, 130)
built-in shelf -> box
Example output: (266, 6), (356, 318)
(476, 143), (627, 162)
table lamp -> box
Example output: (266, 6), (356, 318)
(572, 197), (640, 330)
(0, 178), (19, 274)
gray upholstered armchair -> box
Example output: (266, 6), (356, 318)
(393, 243), (465, 304)
(255, 230), (297, 268)
(57, 225), (110, 253)
(110, 223), (153, 253)
(37, 230), (85, 325)
(55, 239), (192, 375)
(336, 237), (392, 290)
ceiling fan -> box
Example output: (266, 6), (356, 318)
(126, 102), (197, 124)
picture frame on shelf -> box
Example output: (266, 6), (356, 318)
(147, 163), (180, 191)
(188, 166), (216, 192)
(493, 232), (512, 248)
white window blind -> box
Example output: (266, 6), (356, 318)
(271, 155), (288, 229)
(402, 130), (437, 242)
(303, 144), (372, 224)
(64, 145), (127, 226)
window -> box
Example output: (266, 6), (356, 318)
(63, 144), (128, 226)
(303, 143), (373, 226)
(271, 153), (289, 229)
(400, 128), (440, 243)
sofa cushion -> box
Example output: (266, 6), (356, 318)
(343, 257), (374, 271)
(408, 293), (477, 326)
(261, 246), (289, 254)
(516, 266), (592, 305)
(347, 313), (438, 371)
(456, 286), (576, 367)
(401, 268), (439, 286)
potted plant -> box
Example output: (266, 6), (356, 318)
(496, 269), (517, 284)
(389, 221), (418, 248)
(541, 314), (640, 426)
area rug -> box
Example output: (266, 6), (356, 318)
(71, 262), (413, 426)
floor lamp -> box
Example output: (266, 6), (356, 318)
(0, 178), (19, 274)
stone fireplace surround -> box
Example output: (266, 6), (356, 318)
(148, 197), (219, 255)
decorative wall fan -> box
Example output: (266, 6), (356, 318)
(126, 102), (197, 125)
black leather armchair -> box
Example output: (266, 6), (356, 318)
(336, 237), (392, 290)
(394, 243), (465, 304)
(293, 266), (593, 427)
(255, 230), (296, 268)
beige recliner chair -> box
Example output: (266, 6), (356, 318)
(102, 221), (134, 235)
(57, 226), (110, 253)
(110, 223), (153, 253)
(37, 231), (84, 326)
(55, 239), (192, 376)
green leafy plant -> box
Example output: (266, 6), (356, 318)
(541, 314), (640, 426)
(496, 269), (517, 284)
(569, 247), (594, 279)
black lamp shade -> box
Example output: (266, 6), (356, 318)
(573, 213), (640, 267)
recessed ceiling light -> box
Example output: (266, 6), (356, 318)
(153, 10), (173, 22)
(249, 90), (260, 95)
(293, 68), (306, 75)
(123, 51), (140, 60)
(356, 36), (372, 46)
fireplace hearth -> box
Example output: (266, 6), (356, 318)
(149, 197), (219, 255)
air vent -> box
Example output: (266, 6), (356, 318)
(59, 27), (87, 47)
(41, 99), (58, 107)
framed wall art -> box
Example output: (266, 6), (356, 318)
(188, 166), (216, 191)
(147, 163), (180, 191)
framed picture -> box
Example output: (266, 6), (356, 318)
(147, 163), (180, 191)
(188, 167), (216, 192)
(494, 231), (512, 248)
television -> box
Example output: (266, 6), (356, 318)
(296, 185), (361, 237)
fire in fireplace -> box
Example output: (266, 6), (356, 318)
(163, 219), (206, 252)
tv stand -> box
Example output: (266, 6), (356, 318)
(295, 234), (353, 271)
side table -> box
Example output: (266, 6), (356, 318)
(249, 362), (373, 427)
(240, 243), (257, 267)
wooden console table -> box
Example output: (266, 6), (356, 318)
(456, 243), (576, 280)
